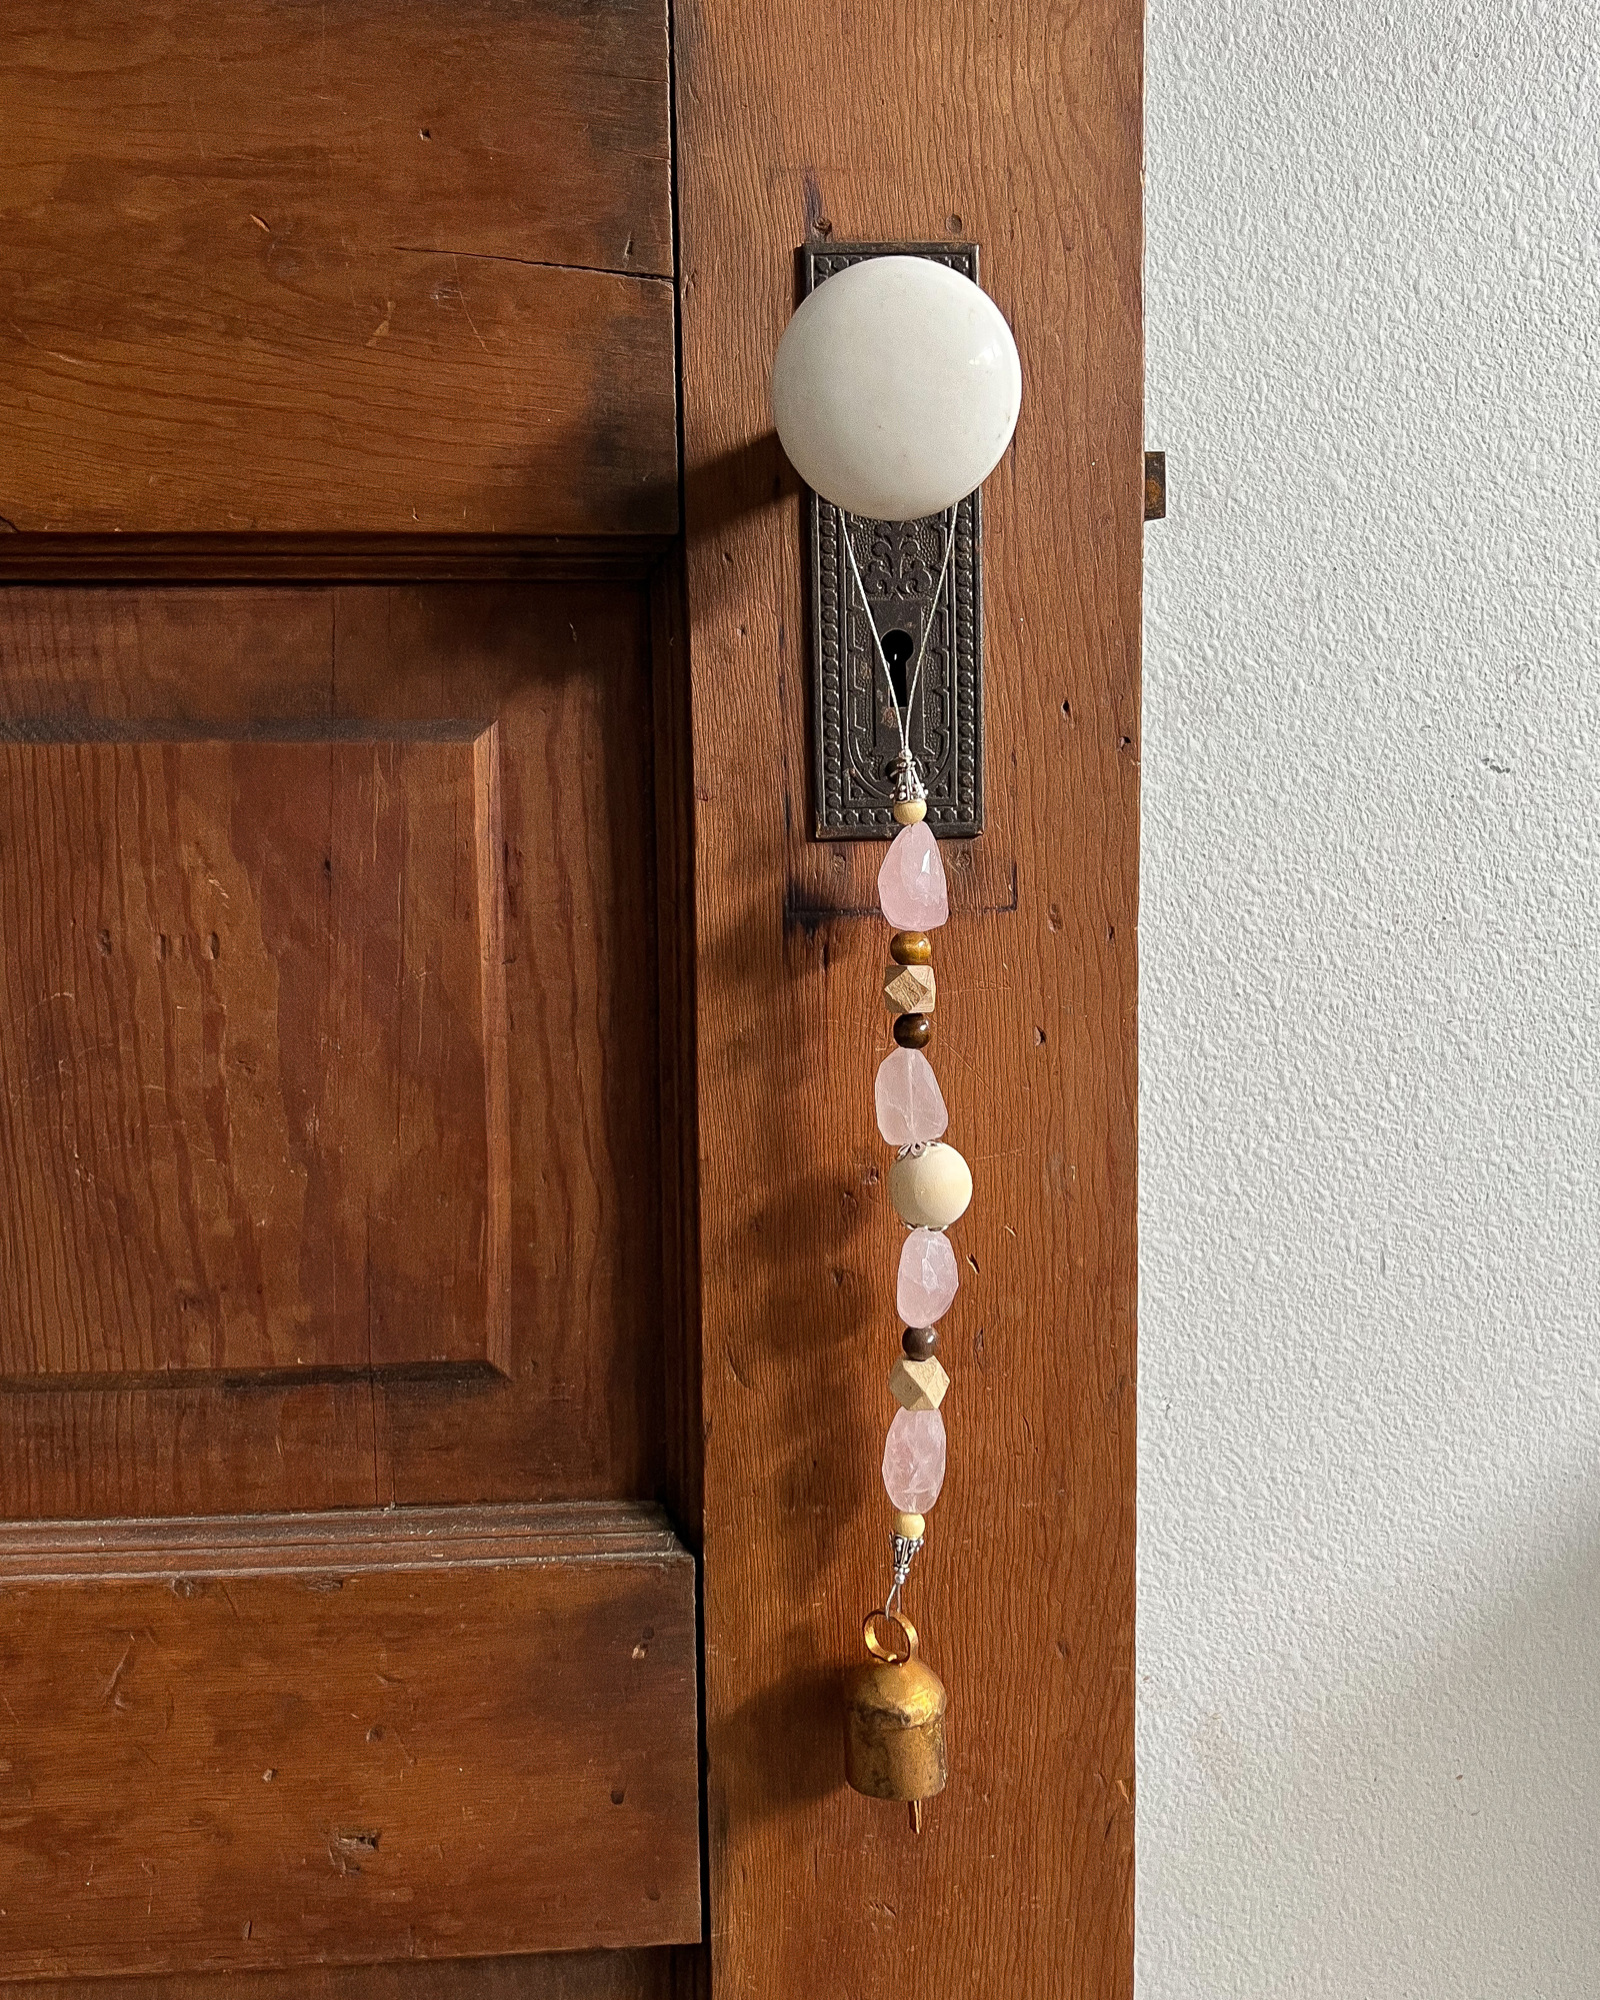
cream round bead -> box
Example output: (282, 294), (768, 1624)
(888, 1142), (972, 1230)
(892, 1510), (926, 1541)
(892, 797), (928, 825)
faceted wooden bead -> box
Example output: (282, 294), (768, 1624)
(891, 1355), (950, 1412)
(892, 1510), (926, 1541)
(902, 1325), (940, 1361)
(894, 1012), (932, 1050)
(883, 962), (936, 1017)
(889, 931), (932, 967)
(889, 1142), (972, 1229)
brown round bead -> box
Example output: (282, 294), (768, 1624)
(893, 1012), (932, 1049)
(889, 930), (933, 967)
(903, 1325), (940, 1361)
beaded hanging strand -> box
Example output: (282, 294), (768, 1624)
(839, 509), (970, 1832)
(768, 250), (1020, 1836)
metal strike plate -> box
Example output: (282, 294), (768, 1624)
(804, 241), (985, 840)
(1144, 450), (1167, 520)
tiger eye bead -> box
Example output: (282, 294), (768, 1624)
(903, 1325), (940, 1361)
(890, 931), (933, 967)
(893, 1012), (932, 1050)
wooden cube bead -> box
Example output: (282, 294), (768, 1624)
(890, 1355), (950, 1412)
(883, 962), (936, 1017)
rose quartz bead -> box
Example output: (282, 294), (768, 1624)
(882, 1406), (947, 1514)
(874, 1047), (948, 1148)
(897, 1227), (959, 1325)
(877, 822), (949, 930)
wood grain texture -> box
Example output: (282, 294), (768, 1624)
(0, 733), (503, 1380)
(13, 1949), (685, 2000)
(0, 539), (674, 586)
(0, 583), (670, 1518)
(675, 1), (1142, 1994)
(649, 555), (703, 1547)
(0, 0), (676, 536)
(327, 587), (672, 1511)
(0, 1504), (699, 1978)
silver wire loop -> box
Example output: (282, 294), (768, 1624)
(841, 507), (959, 797)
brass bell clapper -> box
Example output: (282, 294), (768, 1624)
(844, 1533), (949, 1833)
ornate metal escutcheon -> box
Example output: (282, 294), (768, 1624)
(804, 242), (985, 841)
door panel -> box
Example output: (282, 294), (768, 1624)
(0, 584), (674, 1518)
(0, 580), (700, 1979)
(0, 731), (505, 1380)
(0, 1506), (698, 1980)
(0, 0), (676, 537)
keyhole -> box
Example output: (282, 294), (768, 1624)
(882, 628), (914, 709)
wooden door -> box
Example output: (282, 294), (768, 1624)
(0, 5), (701, 1995)
(0, 0), (1141, 1994)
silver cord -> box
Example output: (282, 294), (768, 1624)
(901, 510), (957, 753)
(840, 505), (958, 793)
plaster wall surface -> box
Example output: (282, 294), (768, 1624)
(1139, 3), (1600, 1992)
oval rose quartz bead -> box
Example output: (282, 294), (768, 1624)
(877, 822), (949, 930)
(882, 1406), (947, 1513)
(874, 1047), (948, 1147)
(897, 1227), (959, 1326)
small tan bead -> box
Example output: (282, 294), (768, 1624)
(892, 798), (928, 825)
(892, 1510), (926, 1540)
(890, 1355), (950, 1412)
(883, 962), (936, 1017)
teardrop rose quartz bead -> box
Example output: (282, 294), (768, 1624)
(897, 1227), (959, 1326)
(882, 1406), (947, 1514)
(874, 1047), (948, 1148)
(877, 822), (949, 930)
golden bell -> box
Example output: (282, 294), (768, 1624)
(843, 1613), (948, 1806)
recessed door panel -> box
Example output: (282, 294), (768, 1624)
(0, 583), (670, 1519)
(0, 732), (507, 1380)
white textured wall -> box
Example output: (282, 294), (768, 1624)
(1139, 3), (1600, 1993)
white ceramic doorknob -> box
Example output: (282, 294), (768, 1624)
(770, 255), (1022, 521)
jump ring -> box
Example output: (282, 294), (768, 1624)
(863, 1609), (918, 1664)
